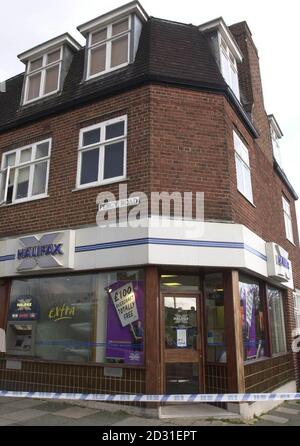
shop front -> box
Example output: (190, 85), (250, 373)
(0, 219), (297, 416)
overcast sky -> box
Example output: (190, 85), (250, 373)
(1, 0), (300, 229)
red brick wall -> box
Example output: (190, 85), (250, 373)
(0, 86), (151, 237)
(149, 85), (233, 222)
(230, 22), (274, 164)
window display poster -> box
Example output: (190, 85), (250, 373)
(176, 328), (187, 348)
(8, 296), (40, 322)
(106, 281), (144, 365)
(240, 286), (256, 358)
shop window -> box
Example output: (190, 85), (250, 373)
(86, 17), (130, 80)
(77, 116), (127, 189)
(0, 139), (51, 205)
(239, 275), (266, 361)
(160, 274), (200, 292)
(204, 273), (226, 363)
(6, 269), (144, 366)
(267, 286), (287, 354)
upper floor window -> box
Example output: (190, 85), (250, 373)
(0, 139), (51, 205)
(86, 17), (131, 80)
(282, 196), (294, 243)
(233, 131), (253, 203)
(271, 126), (282, 166)
(24, 48), (62, 104)
(219, 37), (240, 100)
(76, 116), (127, 189)
(294, 289), (300, 333)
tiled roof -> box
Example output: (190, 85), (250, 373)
(0, 17), (249, 133)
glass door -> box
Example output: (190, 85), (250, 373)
(163, 295), (203, 394)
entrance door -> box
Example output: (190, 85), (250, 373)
(162, 294), (204, 394)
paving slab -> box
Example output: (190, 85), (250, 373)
(260, 414), (288, 424)
(3, 408), (48, 422)
(33, 402), (75, 413)
(17, 414), (75, 427)
(0, 417), (16, 426)
(65, 413), (129, 427)
(0, 398), (22, 404)
(112, 416), (168, 426)
(275, 407), (299, 416)
(54, 406), (99, 419)
(2, 399), (45, 410)
(285, 402), (300, 409)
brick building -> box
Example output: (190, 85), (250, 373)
(0, 1), (299, 418)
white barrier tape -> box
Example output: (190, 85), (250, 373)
(0, 391), (300, 403)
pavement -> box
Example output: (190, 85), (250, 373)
(0, 397), (299, 426)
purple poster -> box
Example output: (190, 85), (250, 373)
(106, 280), (144, 365)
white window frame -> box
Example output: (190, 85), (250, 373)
(0, 139), (52, 205)
(282, 196), (294, 243)
(219, 36), (240, 100)
(294, 290), (300, 333)
(23, 47), (63, 105)
(233, 130), (253, 204)
(86, 16), (131, 81)
(76, 115), (127, 190)
(271, 126), (282, 167)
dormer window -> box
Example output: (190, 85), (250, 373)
(25, 48), (62, 103)
(18, 33), (81, 106)
(87, 17), (131, 79)
(78, 1), (148, 82)
(219, 37), (240, 100)
(199, 18), (242, 101)
(268, 114), (283, 168)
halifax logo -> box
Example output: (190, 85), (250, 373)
(17, 233), (64, 271)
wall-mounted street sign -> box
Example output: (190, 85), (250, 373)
(266, 242), (292, 284)
(16, 230), (75, 272)
(98, 197), (140, 212)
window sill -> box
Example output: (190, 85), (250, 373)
(72, 177), (129, 192)
(285, 238), (296, 247)
(0, 195), (49, 208)
(83, 62), (130, 84)
(244, 352), (289, 365)
(3, 353), (146, 369)
(21, 90), (61, 108)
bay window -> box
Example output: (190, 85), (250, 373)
(77, 115), (127, 188)
(24, 48), (62, 104)
(87, 17), (131, 79)
(0, 139), (51, 205)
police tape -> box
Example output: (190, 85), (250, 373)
(0, 391), (300, 403)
